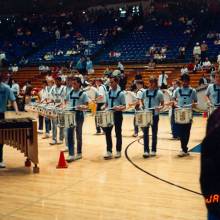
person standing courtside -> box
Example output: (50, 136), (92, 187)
(133, 80), (145, 137)
(173, 74), (198, 157)
(65, 77), (89, 162)
(138, 76), (164, 158)
(206, 72), (220, 108)
(50, 77), (66, 145)
(103, 76), (126, 159)
(95, 78), (107, 134)
(0, 73), (19, 168)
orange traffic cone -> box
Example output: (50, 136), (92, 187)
(56, 151), (68, 169)
(203, 111), (208, 118)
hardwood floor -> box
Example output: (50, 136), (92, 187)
(0, 112), (207, 220)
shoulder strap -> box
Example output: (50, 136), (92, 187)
(179, 88), (193, 97)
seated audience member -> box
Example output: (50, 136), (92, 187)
(199, 73), (209, 86)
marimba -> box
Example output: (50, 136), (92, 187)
(0, 118), (39, 173)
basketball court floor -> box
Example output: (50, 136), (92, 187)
(0, 112), (207, 220)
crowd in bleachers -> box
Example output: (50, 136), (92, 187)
(0, 0), (219, 67)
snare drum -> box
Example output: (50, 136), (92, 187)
(174, 108), (192, 124)
(45, 106), (57, 119)
(56, 108), (65, 127)
(37, 104), (47, 116)
(135, 110), (153, 127)
(95, 111), (114, 127)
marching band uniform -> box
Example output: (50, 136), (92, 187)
(206, 84), (220, 106)
(38, 84), (52, 136)
(50, 82), (66, 145)
(133, 87), (145, 137)
(95, 83), (107, 134)
(173, 80), (197, 157)
(139, 87), (164, 157)
(103, 84), (126, 159)
(65, 85), (89, 162)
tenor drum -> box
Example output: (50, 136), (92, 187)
(95, 111), (114, 127)
(174, 108), (192, 124)
(135, 110), (153, 127)
(37, 104), (47, 116)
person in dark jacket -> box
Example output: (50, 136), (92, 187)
(200, 108), (220, 220)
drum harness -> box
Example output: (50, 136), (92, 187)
(178, 88), (193, 106)
(145, 89), (158, 113)
(52, 86), (65, 104)
(69, 89), (85, 119)
(109, 89), (122, 108)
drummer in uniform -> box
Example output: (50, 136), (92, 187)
(138, 76), (164, 158)
(103, 76), (126, 160)
(65, 77), (89, 162)
(206, 71), (220, 109)
(50, 77), (66, 145)
(173, 74), (198, 157)
(0, 73), (19, 168)
(63, 75), (74, 151)
(38, 80), (51, 138)
(168, 79), (181, 139)
(95, 78), (107, 134)
(133, 80), (145, 137)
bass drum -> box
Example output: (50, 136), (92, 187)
(196, 85), (208, 112)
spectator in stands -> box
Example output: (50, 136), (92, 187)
(179, 46), (186, 60)
(149, 44), (156, 55)
(199, 73), (209, 86)
(193, 42), (201, 60)
(203, 58), (212, 70)
(201, 41), (208, 61)
(146, 59), (156, 69)
(117, 62), (124, 74)
(55, 29), (61, 40)
(86, 57), (94, 74)
(158, 71), (168, 89)
(187, 61), (195, 72)
(119, 73), (127, 91)
(194, 60), (203, 72)
(181, 65), (189, 75)
(76, 57), (86, 75)
(11, 79), (20, 97)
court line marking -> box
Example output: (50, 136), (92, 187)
(125, 138), (202, 196)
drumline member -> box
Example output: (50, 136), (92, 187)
(168, 79), (181, 139)
(103, 76), (126, 160)
(206, 71), (220, 108)
(138, 76), (164, 158)
(95, 78), (107, 134)
(65, 77), (89, 162)
(63, 75), (74, 151)
(133, 80), (145, 137)
(50, 77), (66, 145)
(0, 73), (19, 168)
(173, 74), (198, 157)
(38, 80), (49, 134)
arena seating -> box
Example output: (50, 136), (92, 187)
(11, 64), (207, 90)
